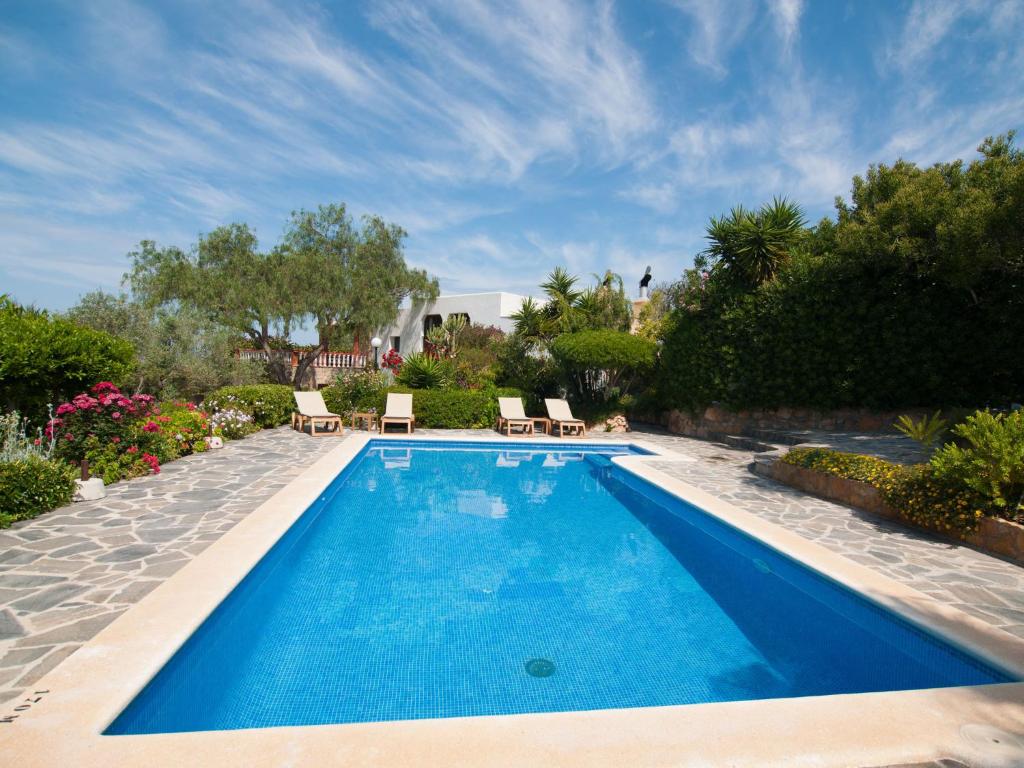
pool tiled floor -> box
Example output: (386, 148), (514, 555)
(0, 425), (1021, 705)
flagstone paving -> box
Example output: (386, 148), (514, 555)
(1, 424), (1021, 707)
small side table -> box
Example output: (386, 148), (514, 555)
(530, 417), (551, 435)
(351, 411), (379, 432)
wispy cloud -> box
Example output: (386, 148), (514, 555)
(767, 0), (805, 55)
(665, 0), (757, 77)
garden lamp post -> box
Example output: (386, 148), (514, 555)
(371, 336), (382, 370)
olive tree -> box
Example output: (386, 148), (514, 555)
(128, 203), (438, 388)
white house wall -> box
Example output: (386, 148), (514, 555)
(380, 292), (530, 355)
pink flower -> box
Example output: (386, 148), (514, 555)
(72, 394), (99, 410)
(91, 381), (120, 395)
(33, 438), (41, 446)
(112, 436), (121, 444)
(56, 403), (77, 416)
(116, 397), (132, 408)
(65, 433), (75, 441)
(127, 445), (138, 454)
(111, 411), (122, 420)
(142, 421), (160, 433)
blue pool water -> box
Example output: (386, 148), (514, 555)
(106, 440), (1012, 734)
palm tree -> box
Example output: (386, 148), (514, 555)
(510, 297), (545, 341)
(540, 266), (583, 335)
(705, 197), (806, 288)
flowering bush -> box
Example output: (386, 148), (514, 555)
(46, 383), (216, 483)
(158, 402), (212, 455)
(381, 349), (403, 373)
(47, 382), (158, 462)
(210, 408), (259, 440)
(204, 384), (294, 428)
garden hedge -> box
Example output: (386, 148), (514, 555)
(658, 255), (1024, 411)
(375, 386), (526, 429)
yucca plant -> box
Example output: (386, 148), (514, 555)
(395, 353), (454, 389)
(893, 410), (949, 452)
(705, 197), (806, 288)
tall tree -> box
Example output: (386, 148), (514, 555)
(65, 291), (260, 399)
(128, 204), (437, 388)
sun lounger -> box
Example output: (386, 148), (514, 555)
(496, 397), (535, 436)
(380, 393), (415, 434)
(292, 391), (343, 436)
(544, 398), (587, 438)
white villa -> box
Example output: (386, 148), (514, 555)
(379, 292), (531, 355)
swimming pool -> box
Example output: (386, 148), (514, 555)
(105, 440), (1012, 735)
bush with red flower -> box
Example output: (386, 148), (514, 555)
(46, 383), (212, 484)
(381, 349), (403, 373)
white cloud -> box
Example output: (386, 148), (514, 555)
(666, 0), (757, 77)
(767, 0), (805, 54)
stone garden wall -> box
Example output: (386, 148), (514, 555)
(657, 405), (934, 440)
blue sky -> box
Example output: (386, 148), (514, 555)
(2, 0), (1022, 311)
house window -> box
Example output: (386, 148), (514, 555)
(390, 336), (401, 353)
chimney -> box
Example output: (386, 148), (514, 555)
(638, 265), (652, 300)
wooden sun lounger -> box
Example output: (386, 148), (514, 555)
(380, 393), (415, 434)
(496, 397), (535, 436)
(292, 391), (343, 436)
(544, 398), (587, 438)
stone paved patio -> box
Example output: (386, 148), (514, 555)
(1, 425), (1021, 706)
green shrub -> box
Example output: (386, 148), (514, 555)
(322, 370), (390, 417)
(930, 409), (1024, 518)
(0, 297), (135, 423)
(0, 456), (77, 527)
(550, 330), (656, 404)
(376, 386), (525, 428)
(204, 384), (295, 428)
(395, 353), (455, 389)
(81, 438), (159, 485)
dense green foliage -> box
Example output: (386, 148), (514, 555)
(930, 410), (1024, 516)
(0, 297), (135, 422)
(66, 291), (261, 400)
(204, 384), (296, 428)
(0, 455), (77, 528)
(375, 386), (525, 429)
(128, 203), (437, 387)
(511, 268), (631, 341)
(658, 133), (1024, 411)
(498, 268), (636, 411)
(550, 330), (656, 403)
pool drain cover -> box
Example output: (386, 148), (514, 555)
(525, 658), (555, 678)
